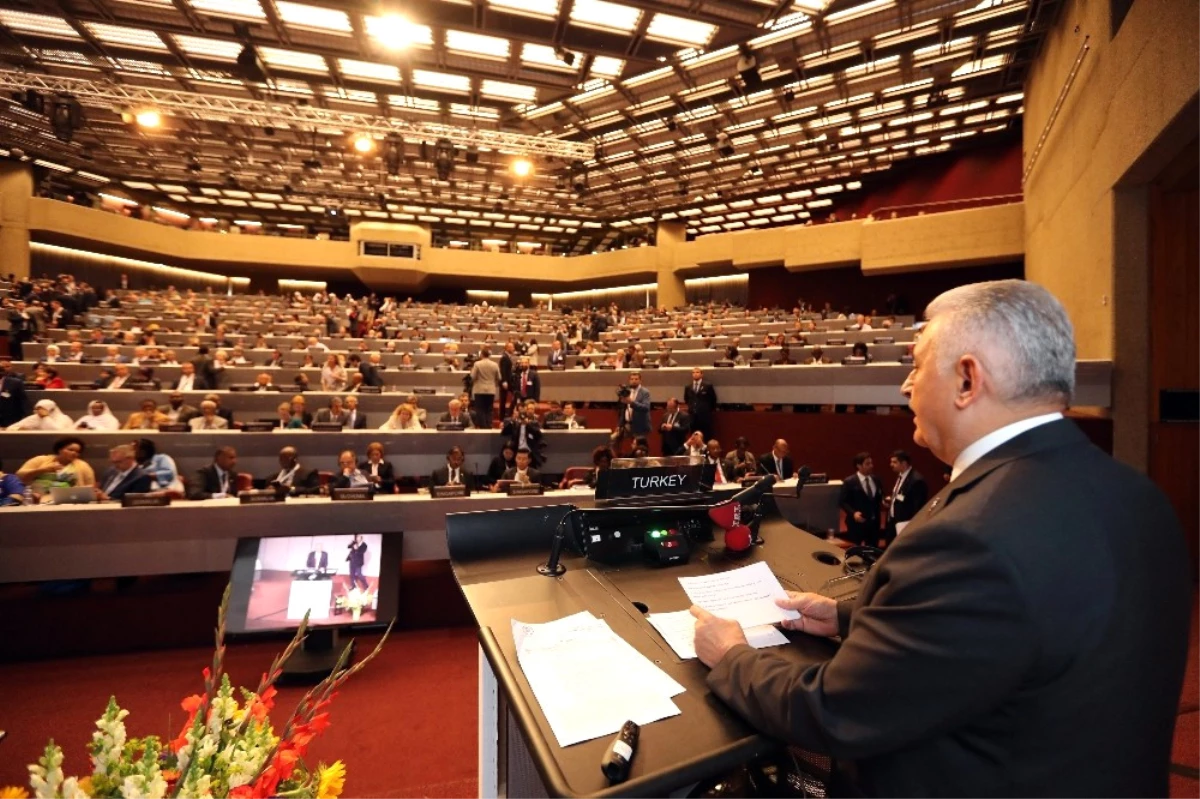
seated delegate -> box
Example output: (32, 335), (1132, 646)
(16, 436), (95, 499)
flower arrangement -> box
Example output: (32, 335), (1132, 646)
(8, 586), (390, 799)
(333, 588), (375, 622)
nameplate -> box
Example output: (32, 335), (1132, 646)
(899, 354), (914, 365)
(121, 493), (170, 508)
(826, 338), (846, 346)
(157, 423), (189, 432)
(713, 360), (735, 368)
(549, 364), (567, 371)
(804, 473), (829, 484)
(332, 487), (373, 501)
(241, 421), (275, 432)
(397, 364), (417, 370)
(431, 484), (467, 498)
(841, 356), (867, 366)
(597, 363), (616, 370)
(69, 382), (96, 390)
(80, 357), (102, 364)
(435, 421), (465, 431)
(873, 336), (895, 344)
(412, 387), (437, 395)
(239, 491), (283, 504)
(506, 483), (544, 496)
(596, 461), (707, 500)
(640, 362), (659, 369)
(543, 421), (568, 430)
(229, 384), (256, 392)
(795, 337), (809, 346)
(311, 422), (343, 432)
(357, 385), (382, 393)
(126, 382), (157, 391)
(749, 360), (772, 368)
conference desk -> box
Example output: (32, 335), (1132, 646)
(1, 429), (612, 485)
(449, 506), (851, 797)
(11, 360), (1115, 406)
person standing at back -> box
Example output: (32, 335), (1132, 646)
(684, 368), (718, 441)
(838, 452), (881, 545)
(470, 348), (501, 428)
(690, 280), (1191, 797)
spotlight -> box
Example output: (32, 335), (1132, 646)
(716, 131), (735, 158)
(187, 159), (202, 172)
(22, 89), (44, 115)
(235, 43), (268, 83)
(465, 146), (479, 165)
(135, 109), (161, 128)
(783, 88), (795, 102)
(352, 133), (374, 153)
(384, 136), (403, 176)
(511, 157), (533, 178)
(50, 96), (84, 143)
(736, 46), (761, 89)
(326, 206), (343, 219)
(555, 47), (577, 67)
(378, 193), (388, 211)
(434, 138), (455, 181)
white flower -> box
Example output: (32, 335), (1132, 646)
(60, 777), (89, 799)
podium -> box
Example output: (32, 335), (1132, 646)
(447, 503), (854, 797)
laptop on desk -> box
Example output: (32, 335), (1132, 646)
(49, 486), (95, 505)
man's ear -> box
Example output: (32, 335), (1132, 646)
(954, 355), (982, 409)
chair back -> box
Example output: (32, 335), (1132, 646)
(559, 466), (592, 489)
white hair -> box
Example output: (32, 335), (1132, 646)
(925, 280), (1075, 405)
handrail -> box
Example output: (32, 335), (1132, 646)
(869, 193), (1023, 220)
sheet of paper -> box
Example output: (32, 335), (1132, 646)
(647, 610), (789, 660)
(678, 561), (800, 629)
(512, 612), (683, 748)
(895, 520), (910, 535)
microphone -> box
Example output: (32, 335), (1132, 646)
(709, 475), (777, 553)
(795, 465), (810, 496)
(728, 473), (777, 506)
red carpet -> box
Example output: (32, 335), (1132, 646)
(0, 627), (480, 798)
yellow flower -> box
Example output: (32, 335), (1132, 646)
(316, 761), (346, 799)
(0, 787), (30, 799)
(76, 777), (94, 797)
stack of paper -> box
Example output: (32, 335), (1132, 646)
(646, 562), (799, 661)
(512, 611), (685, 747)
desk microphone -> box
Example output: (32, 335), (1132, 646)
(601, 720), (639, 783)
(709, 474), (776, 553)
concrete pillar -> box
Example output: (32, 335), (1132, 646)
(0, 161), (32, 280)
(655, 221), (686, 309)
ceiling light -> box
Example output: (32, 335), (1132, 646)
(512, 158), (533, 177)
(353, 133), (374, 153)
(364, 15), (432, 49)
(135, 109), (161, 127)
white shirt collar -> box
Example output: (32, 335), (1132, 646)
(951, 412), (1063, 481)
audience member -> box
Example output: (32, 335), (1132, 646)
(134, 438), (183, 495)
(839, 451), (882, 544)
(706, 439), (730, 484)
(187, 446), (239, 500)
(320, 354), (347, 391)
(0, 358), (31, 428)
(680, 430), (706, 457)
(485, 443), (517, 488)
(173, 361), (199, 391)
(342, 395), (367, 429)
(406, 393), (429, 427)
(189, 400), (228, 430)
(658, 397), (689, 456)
(159, 392), (197, 424)
(17, 436), (94, 497)
(725, 436), (758, 479)
(438, 398), (474, 429)
(502, 401), (543, 466)
(0, 460), (26, 505)
(513, 354), (540, 404)
(379, 402), (423, 431)
(74, 400), (120, 430)
(124, 398), (169, 430)
(254, 372), (275, 391)
(94, 444), (153, 501)
(265, 446), (320, 496)
(497, 447), (539, 487)
(315, 396), (348, 425)
(332, 449), (371, 490)
(360, 441), (395, 493)
(469, 347), (500, 428)
(759, 438), (794, 479)
(431, 445), (474, 490)
(684, 368), (718, 440)
(8, 398), (74, 431)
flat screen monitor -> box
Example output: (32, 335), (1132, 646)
(227, 532), (402, 634)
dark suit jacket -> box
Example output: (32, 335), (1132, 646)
(266, 465), (320, 496)
(358, 460), (395, 492)
(707, 419), (1193, 796)
(306, 551), (329, 570)
(314, 409), (348, 425)
(547, 348), (567, 368)
(838, 471), (882, 540)
(514, 366), (541, 401)
(886, 469), (929, 524)
(359, 363), (384, 388)
(437, 412), (475, 429)
(190, 356), (217, 390)
(501, 417), (544, 464)
(758, 452), (794, 479)
(97, 467), (153, 499)
(684, 382), (718, 422)
(499, 352), (516, 391)
(342, 410), (368, 429)
(0, 374), (31, 428)
(186, 465), (235, 500)
(430, 465), (476, 490)
(500, 467), (541, 483)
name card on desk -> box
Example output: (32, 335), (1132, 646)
(597, 363), (616, 370)
(431, 484), (468, 498)
(712, 360), (735, 368)
(239, 491), (283, 504)
(332, 487), (373, 501)
(240, 421), (275, 432)
(749, 360), (772, 368)
(898, 354), (914, 365)
(228, 384), (257, 392)
(356, 385), (382, 394)
(157, 423), (190, 433)
(542, 421), (568, 430)
(841, 356), (867, 366)
(873, 336), (895, 344)
(506, 482), (544, 496)
(435, 421), (465, 431)
(826, 337), (846, 345)
(803, 473), (829, 484)
(311, 422), (343, 432)
(69, 382), (97, 390)
(121, 493), (171, 508)
(596, 460), (707, 501)
(549, 364), (567, 371)
(412, 387), (438, 395)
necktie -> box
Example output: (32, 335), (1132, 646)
(864, 476), (874, 497)
(106, 472), (122, 494)
(219, 470), (228, 495)
(521, 371), (528, 394)
(714, 461), (725, 484)
(450, 468), (459, 485)
(890, 475), (904, 515)
(348, 411), (355, 427)
(775, 457), (782, 476)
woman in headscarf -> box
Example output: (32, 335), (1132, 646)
(74, 400), (121, 431)
(7, 399), (74, 431)
(378, 403), (423, 431)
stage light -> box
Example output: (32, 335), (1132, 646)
(716, 131), (735, 157)
(511, 157), (533, 178)
(352, 133), (374, 153)
(135, 109), (161, 128)
(434, 138), (455, 181)
(50, 96), (84, 143)
(736, 46), (761, 89)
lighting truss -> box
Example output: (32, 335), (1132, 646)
(0, 68), (594, 161)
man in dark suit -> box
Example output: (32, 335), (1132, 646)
(502, 402), (544, 467)
(690, 280), (1192, 797)
(546, 339), (567, 368)
(498, 341), (517, 420)
(342, 395), (367, 429)
(514, 356), (541, 403)
(349, 353), (384, 388)
(883, 449), (928, 546)
(190, 346), (217, 390)
(47, 299), (73, 329)
(430, 446), (475, 491)
(683, 367), (718, 441)
(437, 398), (475, 429)
(314, 397), (348, 425)
(94, 444), (153, 501)
(500, 448), (540, 485)
(187, 446), (239, 500)
(757, 438), (794, 480)
(0, 358), (31, 428)
(613, 372), (651, 446)
(305, 545), (329, 573)
(838, 451), (881, 544)
(264, 446), (320, 496)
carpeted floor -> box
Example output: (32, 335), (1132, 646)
(0, 582), (1194, 797)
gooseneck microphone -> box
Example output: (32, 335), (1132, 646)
(728, 473), (778, 506)
(537, 508), (577, 576)
(709, 474), (777, 553)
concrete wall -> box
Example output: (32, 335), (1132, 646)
(1023, 0), (1198, 469)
